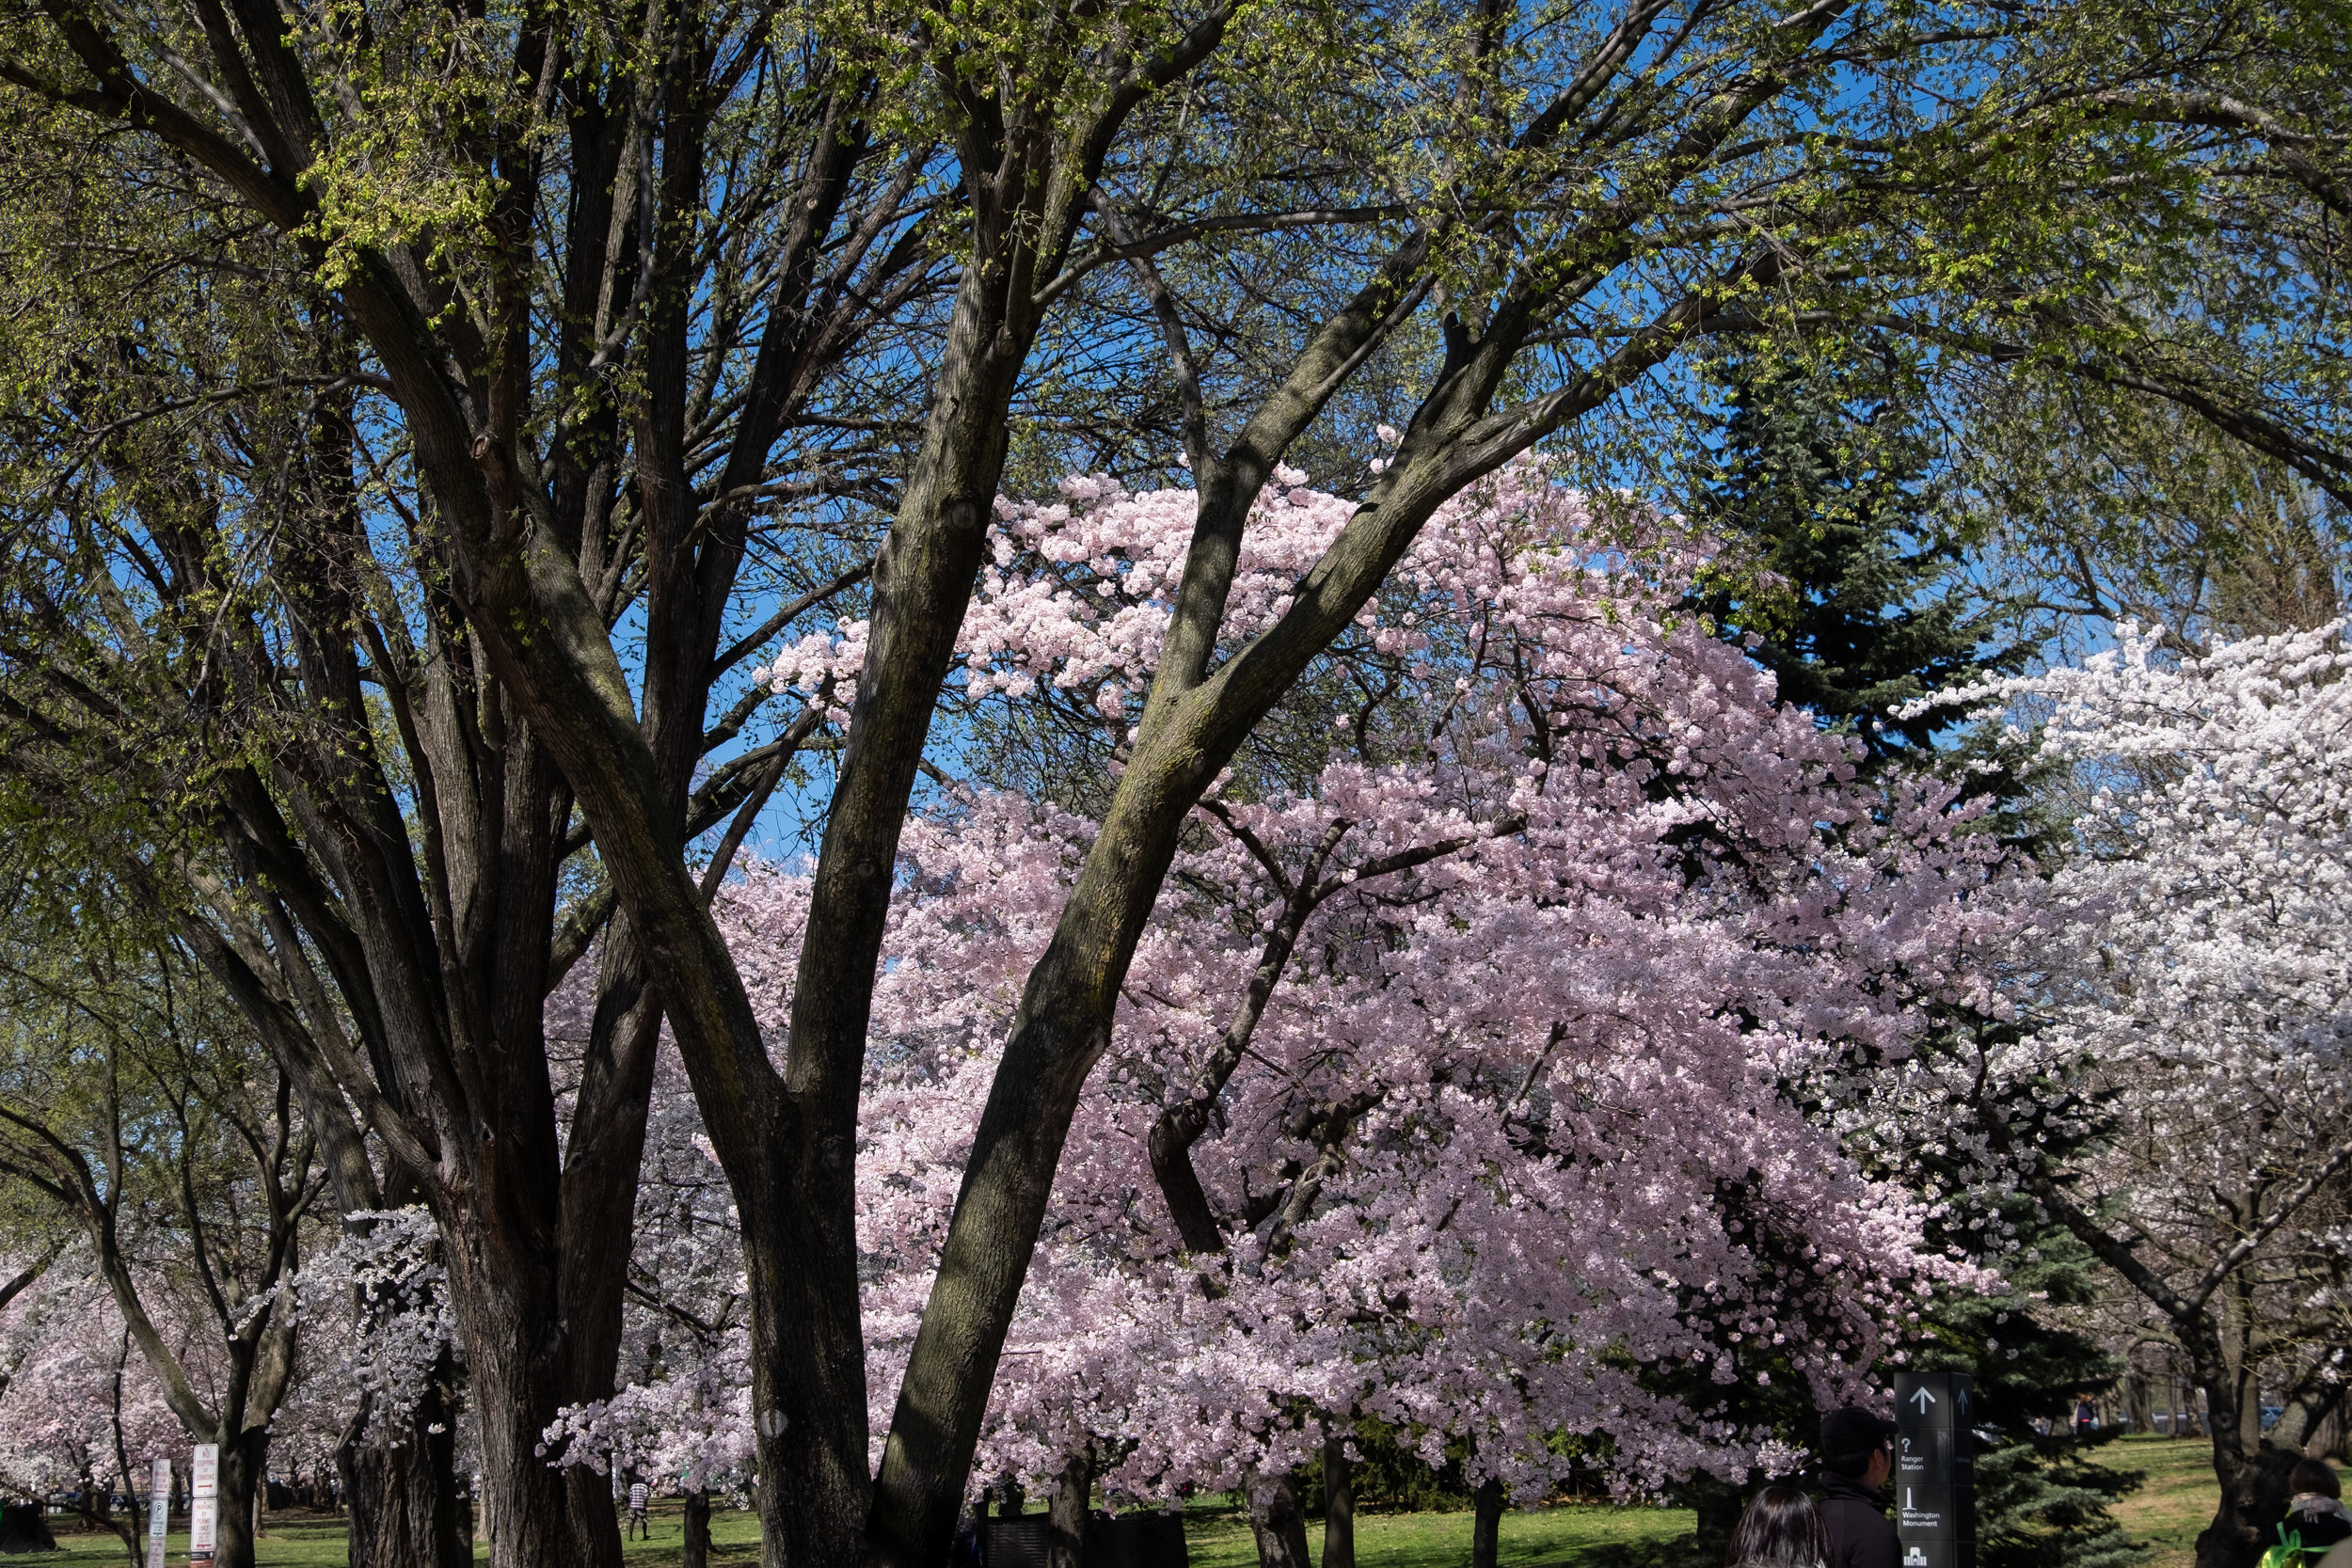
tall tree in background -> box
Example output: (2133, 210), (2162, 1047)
(1923, 626), (2352, 1568)
(1692, 347), (2022, 764)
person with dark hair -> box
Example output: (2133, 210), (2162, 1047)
(2283, 1460), (2351, 1557)
(1818, 1406), (1901, 1568)
(1727, 1486), (1836, 1568)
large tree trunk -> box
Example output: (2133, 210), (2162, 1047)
(740, 1145), (872, 1568)
(1471, 1478), (1505, 1568)
(340, 1378), (466, 1568)
(208, 1423), (268, 1568)
(1323, 1432), (1356, 1568)
(2185, 1306), (2337, 1568)
(445, 1222), (627, 1568)
(1247, 1470), (1313, 1568)
(1049, 1450), (1094, 1568)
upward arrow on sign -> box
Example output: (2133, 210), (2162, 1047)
(1910, 1388), (1938, 1414)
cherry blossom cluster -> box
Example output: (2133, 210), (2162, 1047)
(0, 1254), (183, 1497)
(689, 464), (2016, 1504)
(276, 1206), (461, 1450)
(1892, 623), (2352, 1323)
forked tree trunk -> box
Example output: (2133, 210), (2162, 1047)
(2198, 1444), (2302, 1568)
(1247, 1470), (1313, 1568)
(1323, 1432), (1356, 1568)
(1470, 1478), (1505, 1568)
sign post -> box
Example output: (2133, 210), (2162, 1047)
(145, 1459), (169, 1568)
(189, 1445), (218, 1567)
(1892, 1371), (1973, 1568)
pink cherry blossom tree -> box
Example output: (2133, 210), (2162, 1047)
(0, 1258), (187, 1556)
(560, 462), (2012, 1565)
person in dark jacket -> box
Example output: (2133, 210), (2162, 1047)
(2284, 1460), (2352, 1557)
(1818, 1405), (1901, 1568)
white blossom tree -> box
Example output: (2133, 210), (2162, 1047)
(1925, 624), (2352, 1568)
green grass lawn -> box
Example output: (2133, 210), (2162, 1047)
(21, 1496), (1689, 1568)
(2108, 1433), (2224, 1568)
(6, 1513), (359, 1565)
(15, 1441), (2217, 1568)
(11, 1500), (771, 1566)
(1180, 1499), (1694, 1568)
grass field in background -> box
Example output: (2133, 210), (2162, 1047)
(14, 1434), (2223, 1568)
(1180, 1498), (1694, 1568)
(11, 1497), (1693, 1568)
(2109, 1433), (2225, 1568)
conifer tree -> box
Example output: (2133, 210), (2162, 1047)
(1693, 347), (2022, 765)
(1911, 1209), (2148, 1568)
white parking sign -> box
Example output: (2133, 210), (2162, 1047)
(189, 1446), (218, 1564)
(145, 1457), (168, 1568)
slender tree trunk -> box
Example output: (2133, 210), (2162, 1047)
(1323, 1432), (1356, 1568)
(1471, 1478), (1505, 1568)
(1247, 1470), (1313, 1568)
(683, 1490), (712, 1568)
(1049, 1449), (1093, 1568)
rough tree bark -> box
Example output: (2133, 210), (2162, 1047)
(1049, 1450), (1094, 1568)
(1246, 1471), (1314, 1568)
(339, 1383), (464, 1568)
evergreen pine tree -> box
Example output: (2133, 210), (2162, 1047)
(1692, 346), (2023, 767)
(1908, 1202), (2149, 1568)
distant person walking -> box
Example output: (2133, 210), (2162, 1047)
(1726, 1486), (1836, 1568)
(2074, 1399), (2097, 1439)
(627, 1479), (651, 1541)
(1818, 1405), (1900, 1568)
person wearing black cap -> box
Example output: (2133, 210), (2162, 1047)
(1817, 1405), (1901, 1568)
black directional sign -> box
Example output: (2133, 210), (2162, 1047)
(1893, 1371), (1974, 1568)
